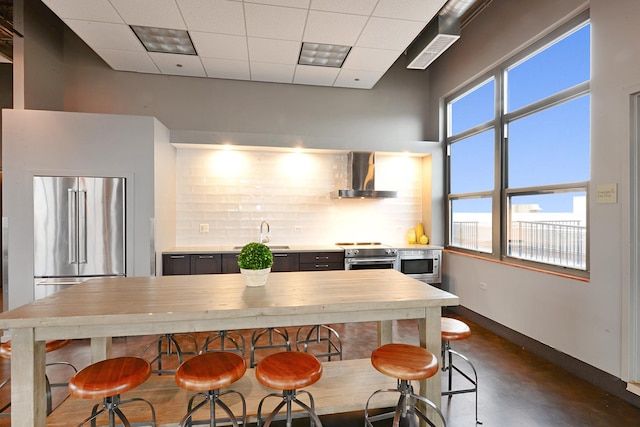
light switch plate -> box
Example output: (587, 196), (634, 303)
(596, 183), (617, 204)
(199, 224), (209, 233)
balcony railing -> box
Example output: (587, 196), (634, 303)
(451, 220), (587, 269)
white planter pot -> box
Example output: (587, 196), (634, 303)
(240, 267), (271, 287)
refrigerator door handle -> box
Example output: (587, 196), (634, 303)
(68, 189), (77, 264)
(78, 189), (87, 264)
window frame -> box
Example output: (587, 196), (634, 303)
(444, 12), (590, 277)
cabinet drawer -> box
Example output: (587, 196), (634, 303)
(299, 251), (344, 264)
(191, 254), (222, 274)
(162, 254), (191, 275)
(299, 262), (344, 271)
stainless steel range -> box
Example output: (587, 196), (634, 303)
(337, 242), (398, 270)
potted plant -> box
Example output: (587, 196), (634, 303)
(237, 242), (274, 287)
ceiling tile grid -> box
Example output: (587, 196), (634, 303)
(41, 0), (448, 89)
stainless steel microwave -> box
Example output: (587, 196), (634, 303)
(396, 249), (441, 284)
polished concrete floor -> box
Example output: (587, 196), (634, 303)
(1, 312), (640, 426)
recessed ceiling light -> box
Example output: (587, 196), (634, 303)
(298, 42), (351, 68)
(130, 25), (197, 55)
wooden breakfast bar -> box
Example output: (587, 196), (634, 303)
(0, 269), (458, 426)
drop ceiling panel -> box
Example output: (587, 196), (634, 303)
(202, 58), (251, 80)
(109, 0), (187, 29)
(191, 32), (248, 61)
(303, 11), (368, 46)
(244, 3), (307, 40)
(148, 52), (206, 77)
(342, 47), (402, 72)
(357, 17), (426, 50)
(373, 0), (449, 22)
(41, 0), (452, 89)
(251, 62), (295, 84)
(41, 0), (123, 23)
(293, 65), (340, 86)
(310, 0), (378, 16)
(63, 20), (143, 51)
(177, 0), (246, 35)
(248, 38), (300, 64)
(96, 49), (161, 73)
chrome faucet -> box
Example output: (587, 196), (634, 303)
(259, 221), (270, 244)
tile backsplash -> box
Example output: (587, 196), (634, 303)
(176, 148), (425, 246)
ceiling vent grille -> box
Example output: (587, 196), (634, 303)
(406, 15), (460, 70)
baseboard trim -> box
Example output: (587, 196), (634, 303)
(448, 306), (640, 409)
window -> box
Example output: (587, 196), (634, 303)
(445, 15), (590, 274)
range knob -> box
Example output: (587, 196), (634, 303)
(386, 248), (397, 255)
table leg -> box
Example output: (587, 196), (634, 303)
(90, 336), (112, 362)
(419, 307), (443, 427)
(11, 328), (47, 426)
(377, 320), (393, 345)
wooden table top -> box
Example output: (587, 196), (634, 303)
(0, 269), (458, 331)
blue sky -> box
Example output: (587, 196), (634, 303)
(449, 23), (590, 213)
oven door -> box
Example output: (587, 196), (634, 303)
(345, 257), (398, 270)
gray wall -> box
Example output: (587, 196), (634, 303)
(59, 21), (432, 148)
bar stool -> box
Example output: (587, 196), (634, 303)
(141, 332), (199, 374)
(68, 356), (156, 427)
(295, 324), (343, 361)
(255, 351), (323, 427)
(0, 339), (77, 417)
(364, 343), (446, 427)
(175, 351), (247, 426)
(250, 327), (291, 368)
(201, 330), (246, 357)
(441, 317), (481, 425)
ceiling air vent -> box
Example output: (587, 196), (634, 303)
(406, 15), (460, 70)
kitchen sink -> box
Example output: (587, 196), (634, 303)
(233, 245), (290, 250)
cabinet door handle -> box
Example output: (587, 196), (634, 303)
(315, 264), (329, 268)
(315, 256), (329, 260)
(198, 255), (214, 259)
(274, 253), (288, 257)
(170, 255), (186, 259)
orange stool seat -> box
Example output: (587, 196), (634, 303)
(0, 339), (71, 358)
(174, 352), (247, 427)
(441, 317), (481, 425)
(365, 343), (446, 427)
(441, 317), (472, 341)
(371, 343), (439, 381)
(255, 351), (323, 427)
(69, 357), (156, 426)
(0, 339), (77, 418)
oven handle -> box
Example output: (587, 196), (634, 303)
(346, 258), (398, 265)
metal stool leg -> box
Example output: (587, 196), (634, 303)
(178, 388), (246, 427)
(200, 330), (246, 356)
(295, 325), (343, 361)
(250, 328), (291, 368)
(365, 379), (446, 427)
(142, 333), (198, 374)
(257, 389), (323, 427)
(441, 340), (481, 425)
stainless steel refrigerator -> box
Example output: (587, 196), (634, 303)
(33, 176), (125, 299)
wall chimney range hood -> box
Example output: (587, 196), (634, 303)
(333, 152), (397, 199)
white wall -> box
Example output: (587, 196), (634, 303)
(1, 109), (171, 309)
(429, 0), (639, 379)
(174, 148), (425, 246)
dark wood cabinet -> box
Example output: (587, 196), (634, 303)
(271, 252), (299, 272)
(165, 250), (344, 275)
(221, 253), (241, 274)
(222, 252), (300, 273)
(162, 253), (222, 275)
(299, 251), (344, 271)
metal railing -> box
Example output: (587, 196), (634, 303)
(451, 221), (479, 250)
(451, 220), (587, 269)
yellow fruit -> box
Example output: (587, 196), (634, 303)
(419, 235), (429, 245)
(415, 223), (424, 239)
(407, 229), (417, 244)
